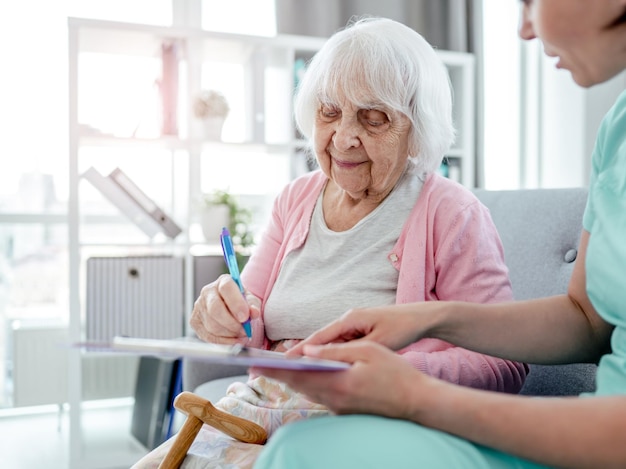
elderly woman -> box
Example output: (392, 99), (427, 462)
(134, 17), (525, 469)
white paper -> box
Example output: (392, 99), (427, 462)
(80, 336), (350, 371)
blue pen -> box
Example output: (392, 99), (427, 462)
(219, 227), (252, 338)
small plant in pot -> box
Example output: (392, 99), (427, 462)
(201, 189), (254, 264)
(193, 90), (230, 140)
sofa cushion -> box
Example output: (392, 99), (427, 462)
(473, 188), (587, 301)
(474, 188), (596, 396)
(518, 363), (596, 396)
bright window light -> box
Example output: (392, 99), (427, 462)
(67, 0), (172, 25)
(202, 0), (276, 36)
(482, 2), (522, 189)
(79, 54), (163, 138)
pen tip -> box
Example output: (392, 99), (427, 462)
(242, 320), (252, 339)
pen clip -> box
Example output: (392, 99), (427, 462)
(220, 227), (244, 293)
(219, 227), (230, 265)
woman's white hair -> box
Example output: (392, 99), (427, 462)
(294, 16), (455, 174)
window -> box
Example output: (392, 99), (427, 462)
(482, 1), (522, 189)
(202, 0), (276, 36)
(0, 0), (277, 411)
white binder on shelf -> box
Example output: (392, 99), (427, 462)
(83, 166), (182, 239)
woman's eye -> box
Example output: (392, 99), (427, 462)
(320, 106), (339, 119)
(360, 110), (389, 127)
(367, 119), (385, 126)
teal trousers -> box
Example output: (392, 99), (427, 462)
(254, 414), (551, 469)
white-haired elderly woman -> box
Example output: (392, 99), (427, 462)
(133, 16), (526, 469)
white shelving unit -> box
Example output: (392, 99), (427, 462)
(66, 17), (328, 469)
(438, 49), (476, 187)
(67, 16), (475, 468)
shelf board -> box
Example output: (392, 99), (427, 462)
(77, 133), (297, 153)
(445, 148), (466, 158)
(78, 133), (186, 149)
(69, 17), (327, 60)
(78, 240), (181, 247)
(436, 49), (475, 67)
(189, 244), (225, 257)
(199, 140), (293, 153)
(0, 213), (68, 224)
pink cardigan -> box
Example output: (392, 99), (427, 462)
(242, 171), (527, 393)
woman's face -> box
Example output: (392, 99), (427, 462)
(313, 95), (412, 202)
(519, 0), (626, 87)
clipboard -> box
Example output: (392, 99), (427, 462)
(79, 336), (350, 371)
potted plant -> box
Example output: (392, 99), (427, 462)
(193, 90), (230, 140)
(201, 190), (254, 259)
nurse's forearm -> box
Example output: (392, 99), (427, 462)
(410, 381), (626, 469)
(424, 296), (608, 365)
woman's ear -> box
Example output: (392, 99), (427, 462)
(408, 141), (420, 159)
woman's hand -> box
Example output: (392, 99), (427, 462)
(190, 274), (261, 345)
(286, 302), (440, 357)
(253, 341), (437, 418)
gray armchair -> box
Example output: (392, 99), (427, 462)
(184, 187), (597, 399)
(473, 188), (596, 396)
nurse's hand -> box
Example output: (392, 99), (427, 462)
(254, 340), (436, 418)
(287, 303), (438, 357)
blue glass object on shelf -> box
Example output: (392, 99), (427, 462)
(438, 160), (449, 178)
(294, 58), (306, 90)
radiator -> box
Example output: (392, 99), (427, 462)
(11, 324), (138, 407)
(86, 255), (184, 341)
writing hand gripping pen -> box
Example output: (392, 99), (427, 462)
(220, 227), (253, 338)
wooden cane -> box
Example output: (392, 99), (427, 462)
(158, 391), (267, 469)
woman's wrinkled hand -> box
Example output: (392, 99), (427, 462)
(190, 274), (261, 345)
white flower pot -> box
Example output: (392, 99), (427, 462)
(201, 204), (230, 244)
(202, 116), (226, 141)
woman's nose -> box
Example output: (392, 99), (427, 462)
(332, 118), (361, 150)
(518, 5), (536, 40)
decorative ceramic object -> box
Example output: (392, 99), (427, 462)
(201, 116), (226, 141)
(200, 190), (254, 250)
(200, 203), (230, 244)
(193, 90), (230, 141)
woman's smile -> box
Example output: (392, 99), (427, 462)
(332, 156), (366, 169)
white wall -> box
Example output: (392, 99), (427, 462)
(482, 3), (625, 190)
(538, 62), (625, 188)
(482, 1), (521, 190)
(538, 63), (587, 188)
